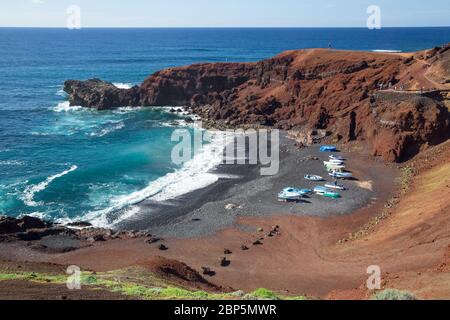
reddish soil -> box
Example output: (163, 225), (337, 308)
(0, 280), (130, 300)
(0, 261), (131, 300)
(66, 45), (450, 162)
(1, 141), (449, 299)
(135, 256), (223, 291)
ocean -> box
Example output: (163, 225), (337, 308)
(0, 27), (449, 227)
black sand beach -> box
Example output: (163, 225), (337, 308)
(119, 133), (393, 238)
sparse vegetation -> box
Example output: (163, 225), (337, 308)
(248, 288), (280, 300)
(371, 289), (418, 300)
(338, 163), (416, 244)
(0, 270), (307, 300)
(400, 166), (414, 194)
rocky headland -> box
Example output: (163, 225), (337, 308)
(64, 45), (450, 162)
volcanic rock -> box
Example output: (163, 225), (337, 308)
(64, 45), (450, 162)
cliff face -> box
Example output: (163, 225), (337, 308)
(64, 45), (450, 162)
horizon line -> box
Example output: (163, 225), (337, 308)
(1, 26), (450, 29)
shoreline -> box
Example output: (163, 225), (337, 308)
(117, 132), (395, 238)
(5, 138), (450, 299)
(8, 143), (398, 297)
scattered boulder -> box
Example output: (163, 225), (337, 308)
(0, 216), (164, 254)
(201, 267), (216, 277)
(224, 249), (232, 255)
(159, 244), (169, 251)
(220, 257), (231, 267)
(0, 216), (24, 234)
(145, 237), (162, 244)
(67, 221), (92, 228)
(17, 216), (48, 230)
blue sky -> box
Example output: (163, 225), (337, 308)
(1, 0), (449, 27)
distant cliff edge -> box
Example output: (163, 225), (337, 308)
(64, 45), (450, 162)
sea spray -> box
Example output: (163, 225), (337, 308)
(85, 131), (234, 228)
(22, 165), (78, 207)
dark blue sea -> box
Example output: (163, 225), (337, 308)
(0, 27), (449, 226)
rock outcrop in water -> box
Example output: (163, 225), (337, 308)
(64, 79), (141, 110)
(64, 44), (450, 162)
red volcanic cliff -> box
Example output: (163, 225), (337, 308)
(64, 45), (450, 162)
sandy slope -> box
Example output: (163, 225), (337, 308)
(42, 142), (449, 299)
(0, 143), (448, 300)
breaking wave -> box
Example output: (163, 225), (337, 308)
(52, 101), (83, 112)
(22, 165), (78, 207)
(89, 121), (125, 137)
(113, 83), (133, 89)
(372, 49), (403, 53)
(85, 131), (233, 228)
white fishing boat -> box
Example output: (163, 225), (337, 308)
(329, 171), (353, 179)
(305, 175), (325, 181)
(328, 159), (345, 165)
(314, 186), (329, 195)
(324, 160), (344, 167)
(278, 187), (303, 202)
(325, 182), (346, 190)
(329, 155), (345, 161)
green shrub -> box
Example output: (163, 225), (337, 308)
(371, 289), (418, 300)
(249, 288), (279, 300)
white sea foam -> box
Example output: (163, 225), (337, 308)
(22, 165), (78, 207)
(56, 89), (66, 97)
(372, 49), (402, 53)
(160, 120), (190, 127)
(31, 132), (52, 136)
(53, 101), (83, 112)
(113, 106), (143, 114)
(86, 131), (233, 228)
(89, 121), (125, 137)
(113, 83), (133, 89)
(0, 160), (25, 166)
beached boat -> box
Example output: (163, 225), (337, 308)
(329, 155), (345, 161)
(299, 189), (313, 196)
(325, 166), (346, 173)
(329, 171), (353, 179)
(314, 186), (341, 198)
(324, 161), (345, 167)
(326, 159), (345, 165)
(325, 165), (346, 173)
(305, 175), (325, 181)
(313, 186), (329, 195)
(320, 146), (338, 152)
(278, 187), (303, 202)
(323, 191), (341, 199)
(325, 182), (346, 190)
